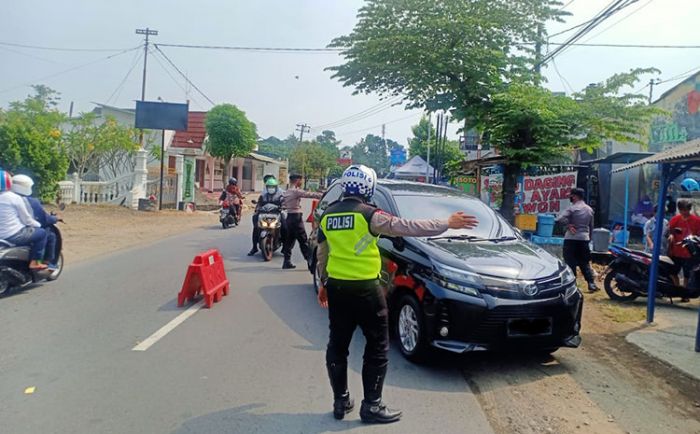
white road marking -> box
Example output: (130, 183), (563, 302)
(132, 301), (204, 351)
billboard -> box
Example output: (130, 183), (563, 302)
(135, 101), (189, 131)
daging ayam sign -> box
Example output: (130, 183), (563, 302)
(518, 172), (578, 214)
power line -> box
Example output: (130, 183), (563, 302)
(551, 58), (575, 93)
(546, 42), (700, 48)
(106, 49), (143, 105)
(560, 0), (577, 10)
(337, 113), (419, 136)
(156, 42), (341, 53)
(539, 0), (639, 66)
(581, 0), (654, 43)
(0, 44), (63, 65)
(149, 47), (204, 108)
(0, 41), (137, 52)
(310, 96), (403, 131)
(0, 46), (141, 94)
(153, 45), (215, 106)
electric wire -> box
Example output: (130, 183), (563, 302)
(581, 0), (654, 43)
(0, 41), (138, 52)
(153, 45), (215, 106)
(149, 47), (204, 108)
(310, 96), (404, 131)
(336, 113), (419, 136)
(0, 46), (141, 94)
(105, 48), (143, 105)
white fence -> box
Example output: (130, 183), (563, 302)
(58, 152), (185, 209)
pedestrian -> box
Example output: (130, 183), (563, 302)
(643, 205), (669, 255)
(280, 174), (323, 269)
(556, 187), (598, 292)
(316, 164), (478, 424)
(667, 199), (700, 298)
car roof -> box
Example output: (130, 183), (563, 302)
(377, 179), (472, 198)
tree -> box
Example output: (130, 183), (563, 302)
(328, 0), (564, 124)
(0, 85), (69, 200)
(289, 141), (337, 181)
(408, 117), (463, 167)
(258, 134), (297, 159)
(351, 134), (389, 175)
(316, 130), (341, 157)
(205, 104), (257, 185)
(484, 69), (664, 222)
(63, 113), (139, 179)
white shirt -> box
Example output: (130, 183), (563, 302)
(0, 191), (41, 239)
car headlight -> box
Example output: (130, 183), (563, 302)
(561, 266), (576, 286)
(432, 261), (483, 297)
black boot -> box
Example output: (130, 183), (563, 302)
(360, 365), (401, 424)
(587, 281), (599, 293)
(247, 247), (258, 256)
(327, 362), (354, 420)
(282, 258), (296, 269)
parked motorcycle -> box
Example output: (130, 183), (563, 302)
(0, 214), (65, 296)
(219, 200), (240, 229)
(257, 203), (283, 261)
(604, 234), (700, 301)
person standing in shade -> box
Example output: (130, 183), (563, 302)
(280, 174), (323, 269)
(644, 205), (669, 255)
(556, 187), (598, 292)
(316, 165), (478, 424)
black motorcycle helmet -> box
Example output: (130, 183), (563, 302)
(228, 177), (238, 186)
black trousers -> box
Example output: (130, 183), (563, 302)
(282, 213), (311, 261)
(563, 239), (595, 284)
(326, 278), (389, 401)
(251, 214), (260, 248)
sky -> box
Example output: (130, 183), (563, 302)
(1, 0), (699, 148)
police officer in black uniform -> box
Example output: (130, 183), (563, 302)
(316, 165), (479, 424)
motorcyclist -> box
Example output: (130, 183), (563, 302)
(248, 177), (284, 256)
(0, 172), (48, 270)
(316, 164), (479, 424)
(219, 177), (244, 222)
(11, 174), (60, 270)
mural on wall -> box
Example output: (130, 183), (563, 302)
(644, 73), (700, 202)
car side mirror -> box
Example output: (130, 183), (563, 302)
(381, 235), (405, 251)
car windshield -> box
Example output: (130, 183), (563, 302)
(392, 193), (518, 240)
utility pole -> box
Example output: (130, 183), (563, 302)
(426, 114), (432, 183)
(135, 27), (158, 148)
(434, 113), (442, 184)
(648, 78), (661, 105)
(296, 123), (310, 143)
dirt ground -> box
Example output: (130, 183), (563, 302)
(52, 205), (218, 264)
(466, 267), (700, 434)
(53, 206), (700, 433)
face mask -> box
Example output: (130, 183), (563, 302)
(266, 187), (277, 195)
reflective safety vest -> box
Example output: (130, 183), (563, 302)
(320, 199), (381, 281)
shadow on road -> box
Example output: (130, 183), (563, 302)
(173, 403), (361, 434)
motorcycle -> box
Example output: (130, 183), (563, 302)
(219, 200), (240, 229)
(604, 234), (700, 302)
(0, 213), (65, 296)
(257, 202), (283, 261)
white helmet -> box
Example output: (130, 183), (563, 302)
(340, 164), (376, 201)
(11, 174), (34, 196)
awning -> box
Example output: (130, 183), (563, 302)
(581, 151), (653, 166)
(612, 139), (700, 173)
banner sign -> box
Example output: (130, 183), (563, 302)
(453, 175), (478, 196)
(518, 171), (578, 214)
(183, 157), (196, 202)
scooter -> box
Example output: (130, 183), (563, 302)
(257, 203), (284, 261)
(604, 234), (700, 302)
(219, 200), (240, 229)
(0, 213), (65, 296)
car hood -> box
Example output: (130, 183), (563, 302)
(422, 239), (561, 280)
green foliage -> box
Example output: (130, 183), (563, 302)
(205, 104), (257, 184)
(408, 116), (463, 166)
(258, 134), (297, 159)
(64, 113), (139, 178)
(289, 141), (337, 180)
(351, 134), (390, 175)
(483, 69), (665, 221)
(328, 0), (565, 124)
(315, 130), (341, 159)
(0, 85), (69, 200)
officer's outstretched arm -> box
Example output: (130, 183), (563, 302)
(369, 211), (478, 238)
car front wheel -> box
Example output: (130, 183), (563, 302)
(394, 294), (428, 362)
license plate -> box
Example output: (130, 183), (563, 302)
(507, 318), (553, 337)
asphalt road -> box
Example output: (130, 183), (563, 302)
(0, 216), (493, 434)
